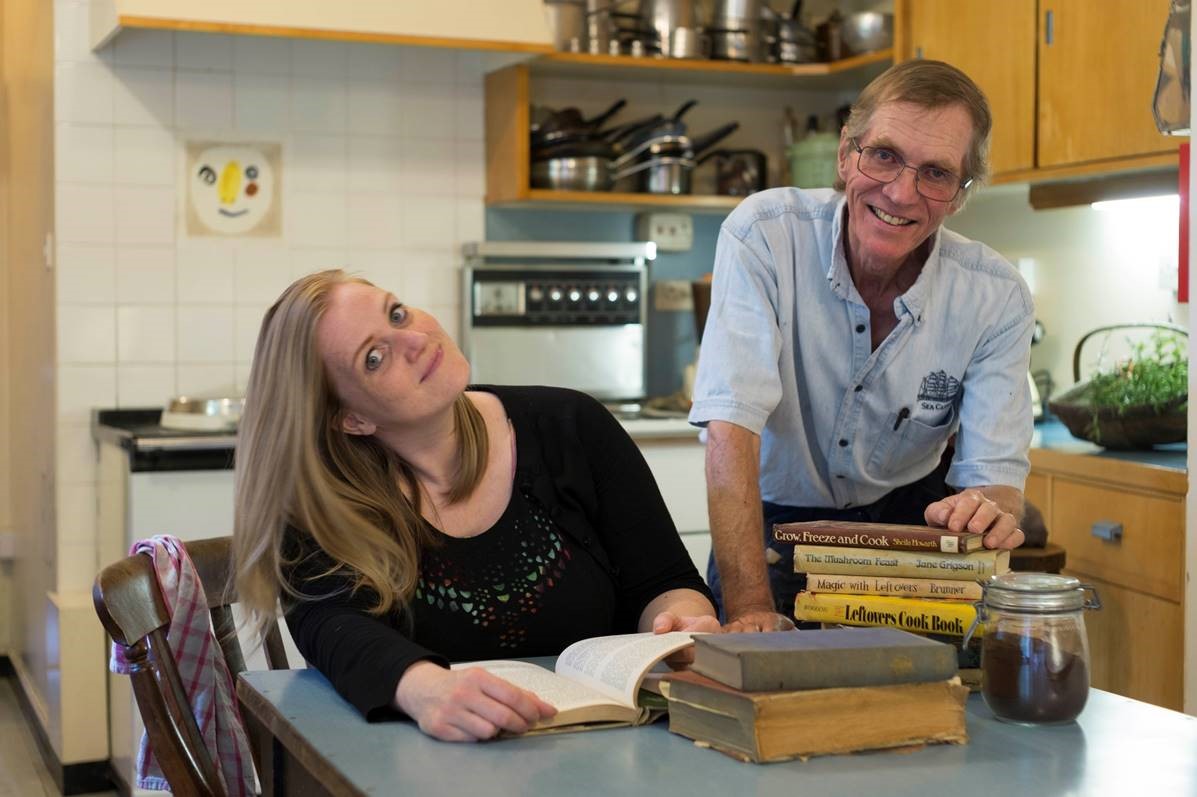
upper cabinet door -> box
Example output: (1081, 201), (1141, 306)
(1038, 0), (1176, 167)
(904, 0), (1037, 177)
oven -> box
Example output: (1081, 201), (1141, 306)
(462, 241), (654, 401)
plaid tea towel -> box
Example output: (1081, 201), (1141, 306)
(109, 535), (255, 796)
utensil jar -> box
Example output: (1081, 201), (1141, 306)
(971, 573), (1101, 725)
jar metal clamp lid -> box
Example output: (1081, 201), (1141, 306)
(962, 572), (1102, 645)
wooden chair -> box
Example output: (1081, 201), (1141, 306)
(93, 536), (289, 797)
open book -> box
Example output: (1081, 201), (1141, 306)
(450, 631), (696, 733)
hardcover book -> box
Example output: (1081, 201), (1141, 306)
(661, 671), (969, 763)
(775, 520), (984, 553)
(792, 544), (1010, 580)
(794, 592), (980, 638)
(690, 627), (957, 692)
(805, 573), (985, 601)
(450, 631), (696, 733)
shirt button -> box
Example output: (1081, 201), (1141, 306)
(855, 324), (866, 333)
(835, 474), (845, 479)
(838, 439), (848, 447)
(582, 536), (592, 546)
(854, 385), (863, 392)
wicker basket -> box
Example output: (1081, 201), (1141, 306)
(1048, 383), (1186, 449)
(1047, 323), (1187, 450)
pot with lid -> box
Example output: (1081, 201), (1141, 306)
(969, 572), (1102, 725)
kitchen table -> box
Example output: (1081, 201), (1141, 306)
(238, 666), (1197, 797)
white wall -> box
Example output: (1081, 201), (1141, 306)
(53, 0), (489, 594)
(947, 184), (1185, 400)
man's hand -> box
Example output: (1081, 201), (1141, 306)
(925, 487), (1025, 549)
(394, 661), (557, 742)
(722, 609), (796, 634)
(652, 611), (723, 668)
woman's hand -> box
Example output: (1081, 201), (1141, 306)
(394, 661), (556, 742)
(652, 611), (722, 668)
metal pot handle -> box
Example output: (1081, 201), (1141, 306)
(611, 135), (689, 171)
(1071, 322), (1188, 382)
(612, 157), (696, 181)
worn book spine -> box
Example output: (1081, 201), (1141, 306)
(804, 573), (985, 601)
(794, 592), (981, 638)
(792, 544), (1009, 580)
(774, 521), (982, 553)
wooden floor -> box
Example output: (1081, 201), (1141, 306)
(0, 678), (116, 797)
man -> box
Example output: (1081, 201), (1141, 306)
(689, 60), (1031, 632)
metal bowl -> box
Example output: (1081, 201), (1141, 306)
(841, 12), (893, 55)
(160, 396), (244, 431)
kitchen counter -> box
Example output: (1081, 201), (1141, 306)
(1031, 418), (1186, 473)
(93, 407), (700, 473)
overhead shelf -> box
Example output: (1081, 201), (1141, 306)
(527, 49), (894, 89)
(490, 190), (743, 213)
(486, 51), (893, 211)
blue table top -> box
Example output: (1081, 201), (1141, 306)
(1032, 418), (1186, 471)
(239, 667), (1197, 797)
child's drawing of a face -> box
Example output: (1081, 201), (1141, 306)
(190, 145), (276, 234)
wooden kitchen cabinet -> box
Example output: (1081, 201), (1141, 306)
(1037, 0), (1177, 168)
(898, 0), (1182, 183)
(1029, 447), (1186, 710)
(901, 0), (1037, 176)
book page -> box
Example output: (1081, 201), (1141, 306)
(554, 632), (696, 707)
(449, 659), (614, 714)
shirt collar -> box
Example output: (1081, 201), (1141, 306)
(827, 197), (941, 326)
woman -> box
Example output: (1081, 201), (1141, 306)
(233, 270), (717, 742)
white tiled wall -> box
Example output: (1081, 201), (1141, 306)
(52, 0), (486, 591)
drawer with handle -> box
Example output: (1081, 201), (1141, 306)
(1048, 479), (1183, 602)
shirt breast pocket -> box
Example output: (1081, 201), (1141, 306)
(868, 406), (958, 478)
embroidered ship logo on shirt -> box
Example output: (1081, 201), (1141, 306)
(918, 370), (961, 409)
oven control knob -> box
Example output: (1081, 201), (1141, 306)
(587, 288), (600, 302)
(549, 287), (563, 302)
(568, 288), (582, 303)
(606, 289), (620, 303)
(624, 288), (638, 303)
(528, 286), (544, 303)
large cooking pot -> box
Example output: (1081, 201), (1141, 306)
(639, 0), (702, 58)
(532, 138), (618, 191)
(532, 156), (614, 191)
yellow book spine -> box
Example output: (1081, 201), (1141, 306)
(792, 544), (1009, 580)
(793, 591), (982, 638)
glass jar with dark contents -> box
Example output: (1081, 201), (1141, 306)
(973, 572), (1101, 725)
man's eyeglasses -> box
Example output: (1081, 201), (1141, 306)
(850, 139), (972, 202)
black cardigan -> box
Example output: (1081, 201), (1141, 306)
(284, 385), (712, 719)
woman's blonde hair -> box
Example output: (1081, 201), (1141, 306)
(233, 269), (489, 643)
(835, 59), (992, 202)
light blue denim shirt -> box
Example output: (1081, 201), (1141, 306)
(689, 187), (1034, 509)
